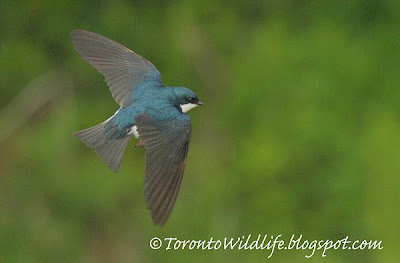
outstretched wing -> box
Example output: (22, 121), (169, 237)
(135, 114), (191, 226)
(70, 30), (162, 107)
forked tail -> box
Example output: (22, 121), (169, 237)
(73, 122), (130, 172)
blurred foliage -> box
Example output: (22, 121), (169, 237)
(1, 0), (400, 262)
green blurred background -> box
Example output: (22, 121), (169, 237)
(1, 0), (399, 262)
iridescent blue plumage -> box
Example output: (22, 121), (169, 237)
(71, 30), (202, 226)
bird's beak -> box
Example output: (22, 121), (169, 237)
(197, 101), (204, 106)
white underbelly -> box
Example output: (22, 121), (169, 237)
(127, 125), (139, 138)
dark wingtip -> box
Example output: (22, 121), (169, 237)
(152, 219), (166, 227)
(70, 29), (96, 43)
(70, 29), (82, 38)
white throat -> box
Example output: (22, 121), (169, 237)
(180, 103), (198, 113)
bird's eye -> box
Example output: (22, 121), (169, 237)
(189, 97), (197, 103)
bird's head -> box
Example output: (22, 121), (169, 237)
(173, 87), (203, 113)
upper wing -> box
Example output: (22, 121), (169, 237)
(70, 30), (162, 107)
(135, 114), (191, 226)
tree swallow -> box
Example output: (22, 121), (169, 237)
(71, 30), (203, 225)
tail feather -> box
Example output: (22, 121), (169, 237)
(74, 123), (130, 172)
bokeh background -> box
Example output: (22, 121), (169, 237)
(1, 0), (399, 262)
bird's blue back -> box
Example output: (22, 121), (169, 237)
(105, 80), (184, 139)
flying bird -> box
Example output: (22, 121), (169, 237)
(70, 30), (203, 226)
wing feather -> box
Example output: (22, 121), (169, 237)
(135, 114), (191, 226)
(70, 30), (162, 106)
